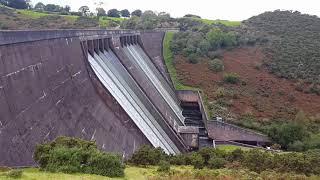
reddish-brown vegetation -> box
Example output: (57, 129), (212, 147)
(175, 47), (320, 121)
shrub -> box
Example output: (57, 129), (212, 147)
(0, 166), (11, 172)
(157, 160), (171, 172)
(128, 145), (167, 166)
(242, 149), (273, 173)
(190, 153), (205, 169)
(227, 148), (244, 162)
(209, 59), (224, 72)
(223, 73), (240, 84)
(265, 123), (309, 149)
(207, 157), (227, 169)
(6, 169), (23, 179)
(207, 50), (223, 59)
(187, 53), (199, 64)
(34, 136), (124, 177)
(169, 154), (187, 165)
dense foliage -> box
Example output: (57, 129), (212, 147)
(34, 136), (124, 177)
(169, 20), (240, 63)
(244, 10), (320, 94)
(129, 145), (320, 175)
(0, 0), (30, 9)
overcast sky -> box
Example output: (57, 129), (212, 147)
(30, 0), (319, 21)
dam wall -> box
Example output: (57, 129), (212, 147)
(0, 30), (163, 166)
(140, 32), (172, 86)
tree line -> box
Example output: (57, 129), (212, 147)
(0, 0), (143, 18)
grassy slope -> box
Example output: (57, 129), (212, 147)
(1, 166), (318, 180)
(0, 6), (125, 29)
(190, 17), (241, 26)
(163, 32), (199, 91)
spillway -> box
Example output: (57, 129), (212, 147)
(88, 49), (181, 154)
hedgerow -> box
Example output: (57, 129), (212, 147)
(129, 146), (320, 175)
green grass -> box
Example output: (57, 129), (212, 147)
(0, 166), (158, 180)
(216, 145), (252, 152)
(1, 166), (317, 180)
(163, 32), (200, 91)
(16, 9), (49, 19)
(189, 17), (241, 26)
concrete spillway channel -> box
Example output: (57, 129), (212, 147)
(123, 45), (185, 125)
(88, 48), (184, 154)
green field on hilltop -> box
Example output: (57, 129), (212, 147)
(189, 17), (241, 26)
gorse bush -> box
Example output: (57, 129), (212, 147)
(157, 160), (171, 172)
(128, 145), (167, 166)
(130, 146), (320, 175)
(209, 58), (224, 72)
(223, 73), (240, 84)
(34, 136), (124, 177)
(6, 169), (23, 179)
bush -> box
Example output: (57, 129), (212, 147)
(34, 136), (124, 177)
(187, 53), (199, 64)
(157, 160), (171, 172)
(207, 157), (227, 169)
(209, 58), (224, 72)
(0, 166), (11, 172)
(6, 169), (23, 179)
(191, 153), (205, 169)
(207, 50), (223, 59)
(227, 148), (244, 161)
(223, 73), (240, 84)
(128, 145), (167, 166)
(242, 149), (273, 173)
(169, 154), (188, 165)
(265, 123), (309, 149)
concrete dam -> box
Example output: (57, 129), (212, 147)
(0, 30), (269, 166)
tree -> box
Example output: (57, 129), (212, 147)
(266, 123), (309, 149)
(96, 7), (106, 17)
(64, 5), (71, 12)
(184, 14), (201, 18)
(120, 9), (130, 17)
(79, 6), (90, 16)
(107, 9), (120, 17)
(131, 9), (142, 17)
(120, 16), (139, 29)
(34, 2), (45, 11)
(7, 0), (29, 9)
(44, 4), (63, 12)
(138, 10), (158, 29)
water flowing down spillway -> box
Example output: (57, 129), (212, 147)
(88, 49), (181, 154)
(123, 45), (185, 125)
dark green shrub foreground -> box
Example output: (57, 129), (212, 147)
(209, 59), (224, 72)
(6, 169), (23, 179)
(34, 136), (124, 177)
(223, 73), (240, 84)
(157, 160), (171, 172)
(129, 146), (320, 176)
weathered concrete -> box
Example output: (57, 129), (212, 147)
(207, 121), (270, 143)
(0, 30), (150, 166)
(140, 32), (173, 86)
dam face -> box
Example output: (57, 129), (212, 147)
(0, 30), (269, 166)
(0, 30), (195, 166)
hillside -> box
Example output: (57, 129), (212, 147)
(244, 10), (320, 95)
(0, 6), (123, 29)
(166, 10), (320, 150)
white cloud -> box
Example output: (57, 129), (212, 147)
(30, 0), (320, 21)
